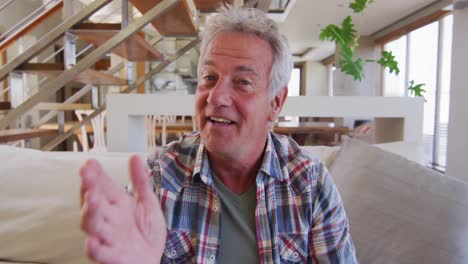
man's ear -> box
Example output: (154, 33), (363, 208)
(268, 86), (288, 122)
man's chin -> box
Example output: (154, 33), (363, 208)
(201, 136), (234, 154)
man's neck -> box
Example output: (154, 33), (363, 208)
(207, 137), (267, 195)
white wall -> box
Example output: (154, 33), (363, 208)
(304, 61), (328, 96)
(333, 37), (382, 96)
(446, 7), (468, 181)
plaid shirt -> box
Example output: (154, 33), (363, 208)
(147, 131), (357, 263)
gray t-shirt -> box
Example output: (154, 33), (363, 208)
(211, 172), (260, 264)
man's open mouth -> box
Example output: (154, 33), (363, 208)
(208, 116), (234, 124)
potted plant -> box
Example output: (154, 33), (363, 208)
(319, 0), (426, 98)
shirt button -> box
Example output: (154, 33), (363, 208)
(213, 206), (218, 212)
(209, 255), (215, 261)
(292, 252), (299, 259)
(170, 250), (177, 257)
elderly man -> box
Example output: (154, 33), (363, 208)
(80, 6), (357, 264)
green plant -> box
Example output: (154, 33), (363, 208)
(349, 0), (374, 13)
(408, 80), (426, 101)
(319, 0), (426, 98)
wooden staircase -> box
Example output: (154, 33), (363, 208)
(0, 0), (64, 54)
(71, 23), (164, 61)
(0, 0), (243, 150)
(194, 0), (235, 12)
(0, 101), (11, 111)
(129, 0), (197, 37)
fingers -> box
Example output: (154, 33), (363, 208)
(80, 159), (124, 204)
(80, 181), (86, 208)
(80, 191), (116, 246)
(85, 236), (116, 264)
(129, 155), (156, 205)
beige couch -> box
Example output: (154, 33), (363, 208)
(0, 138), (467, 264)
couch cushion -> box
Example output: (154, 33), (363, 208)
(329, 138), (468, 264)
(0, 146), (141, 264)
(301, 145), (340, 168)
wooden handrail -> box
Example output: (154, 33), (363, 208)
(0, 1), (63, 53)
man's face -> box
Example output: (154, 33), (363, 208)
(195, 32), (282, 158)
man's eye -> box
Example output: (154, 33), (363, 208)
(203, 75), (217, 82)
(239, 79), (252, 86)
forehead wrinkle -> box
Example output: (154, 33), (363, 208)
(202, 59), (216, 67)
(201, 60), (259, 77)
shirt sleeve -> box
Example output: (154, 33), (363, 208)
(308, 162), (358, 263)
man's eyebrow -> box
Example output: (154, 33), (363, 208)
(234, 65), (258, 76)
(203, 60), (216, 67)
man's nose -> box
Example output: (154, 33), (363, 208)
(206, 78), (232, 107)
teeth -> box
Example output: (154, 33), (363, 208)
(210, 117), (232, 123)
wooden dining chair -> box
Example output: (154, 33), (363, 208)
(146, 114), (197, 150)
(74, 110), (107, 152)
(146, 114), (160, 154)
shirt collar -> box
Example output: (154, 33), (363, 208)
(192, 142), (214, 186)
(192, 131), (285, 185)
(259, 131), (286, 181)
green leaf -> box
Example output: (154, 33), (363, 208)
(319, 16), (362, 81)
(339, 46), (365, 81)
(341, 16), (358, 46)
(349, 0), (374, 13)
(377, 50), (400, 75)
(320, 16), (357, 47)
(320, 25), (345, 46)
(408, 80), (427, 100)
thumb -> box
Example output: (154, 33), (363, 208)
(129, 155), (157, 205)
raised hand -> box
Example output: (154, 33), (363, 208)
(79, 155), (167, 264)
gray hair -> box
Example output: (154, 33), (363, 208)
(199, 6), (293, 97)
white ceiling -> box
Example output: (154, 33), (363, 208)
(77, 0), (444, 62)
(280, 0), (441, 61)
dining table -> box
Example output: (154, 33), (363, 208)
(23, 120), (349, 147)
(272, 121), (349, 145)
(152, 120), (349, 146)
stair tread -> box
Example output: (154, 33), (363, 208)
(0, 101), (11, 110)
(18, 63), (64, 71)
(39, 121), (94, 133)
(72, 23), (164, 61)
(194, 0), (234, 12)
(17, 63), (127, 86)
(129, 0), (197, 37)
(0, 128), (57, 143)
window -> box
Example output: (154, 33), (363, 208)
(383, 36), (407, 97)
(287, 63), (304, 96)
(382, 14), (453, 171)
